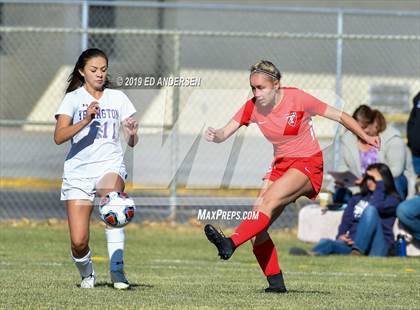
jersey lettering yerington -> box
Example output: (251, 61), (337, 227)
(55, 87), (136, 178)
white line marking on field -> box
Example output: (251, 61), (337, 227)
(2, 259), (418, 279)
(149, 259), (419, 277)
(0, 261), (64, 267)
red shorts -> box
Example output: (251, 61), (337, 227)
(263, 151), (323, 200)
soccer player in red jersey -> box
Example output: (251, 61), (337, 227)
(204, 60), (380, 293)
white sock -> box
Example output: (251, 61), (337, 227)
(72, 250), (94, 278)
(105, 227), (125, 272)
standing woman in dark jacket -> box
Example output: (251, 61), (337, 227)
(292, 163), (401, 257)
(407, 91), (420, 176)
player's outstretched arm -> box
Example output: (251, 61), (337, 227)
(54, 101), (99, 145)
(322, 105), (381, 149)
(205, 119), (241, 143)
(122, 116), (139, 147)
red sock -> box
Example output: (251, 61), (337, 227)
(253, 237), (281, 276)
(230, 211), (270, 247)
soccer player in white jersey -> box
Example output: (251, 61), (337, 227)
(54, 48), (138, 289)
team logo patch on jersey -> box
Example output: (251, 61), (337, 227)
(283, 111), (304, 135)
(287, 112), (298, 126)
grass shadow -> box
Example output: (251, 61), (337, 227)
(282, 289), (331, 295)
(257, 289), (331, 295)
(79, 282), (154, 290)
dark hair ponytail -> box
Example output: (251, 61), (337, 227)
(360, 163), (400, 198)
(66, 48), (110, 93)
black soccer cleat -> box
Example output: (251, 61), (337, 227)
(204, 224), (236, 260)
(265, 273), (288, 293)
(265, 286), (288, 293)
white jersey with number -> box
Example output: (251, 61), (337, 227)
(55, 87), (136, 179)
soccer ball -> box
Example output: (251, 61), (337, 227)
(99, 191), (136, 227)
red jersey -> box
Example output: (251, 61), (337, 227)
(233, 87), (328, 158)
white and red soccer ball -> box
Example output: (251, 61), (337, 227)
(99, 191), (136, 227)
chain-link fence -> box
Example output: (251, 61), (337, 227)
(1, 1), (419, 226)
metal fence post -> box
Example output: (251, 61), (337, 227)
(81, 0), (89, 52)
(333, 10), (344, 170)
(169, 33), (181, 222)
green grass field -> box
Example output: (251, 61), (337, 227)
(0, 222), (419, 309)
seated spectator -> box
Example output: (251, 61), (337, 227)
(369, 109), (414, 199)
(396, 182), (420, 242)
(290, 163), (401, 257)
(407, 91), (420, 176)
(335, 105), (413, 201)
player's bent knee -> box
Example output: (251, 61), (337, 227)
(71, 238), (89, 254)
(257, 194), (286, 212)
